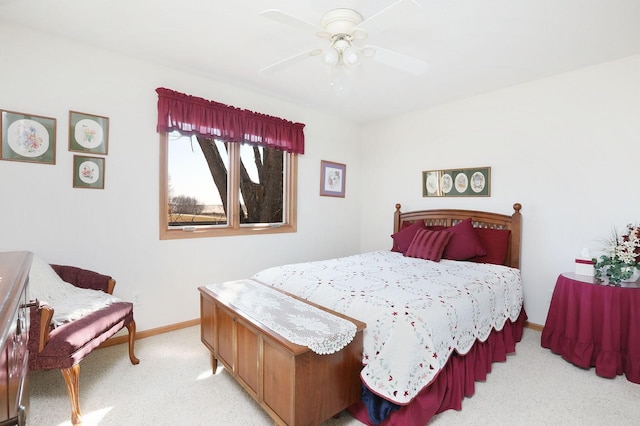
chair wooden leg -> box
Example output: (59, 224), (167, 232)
(126, 320), (140, 365)
(61, 364), (82, 426)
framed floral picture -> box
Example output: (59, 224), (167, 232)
(320, 160), (346, 198)
(0, 109), (56, 164)
(423, 166), (491, 197)
(69, 110), (109, 154)
(73, 155), (105, 189)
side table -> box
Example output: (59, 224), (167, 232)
(541, 272), (640, 383)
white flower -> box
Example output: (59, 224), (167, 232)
(594, 224), (640, 285)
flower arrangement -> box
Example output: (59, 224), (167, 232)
(593, 224), (640, 285)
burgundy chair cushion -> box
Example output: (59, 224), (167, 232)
(29, 302), (134, 371)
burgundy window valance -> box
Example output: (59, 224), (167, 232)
(156, 87), (305, 154)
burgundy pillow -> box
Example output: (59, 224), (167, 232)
(404, 229), (452, 262)
(391, 221), (425, 254)
(471, 228), (511, 265)
(442, 218), (487, 260)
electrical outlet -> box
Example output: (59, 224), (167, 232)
(133, 292), (142, 306)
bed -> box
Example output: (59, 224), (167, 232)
(252, 203), (525, 425)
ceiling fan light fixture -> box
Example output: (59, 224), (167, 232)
(322, 47), (340, 67)
(260, 4), (428, 76)
(342, 46), (362, 67)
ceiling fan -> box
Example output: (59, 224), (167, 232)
(259, 0), (428, 76)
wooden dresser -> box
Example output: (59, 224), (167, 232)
(0, 251), (33, 426)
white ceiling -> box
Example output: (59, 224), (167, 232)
(1, 0), (640, 123)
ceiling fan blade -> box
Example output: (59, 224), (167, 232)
(355, 0), (422, 31)
(261, 9), (330, 38)
(259, 49), (322, 74)
(364, 45), (428, 76)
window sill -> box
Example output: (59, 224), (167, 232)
(160, 223), (297, 240)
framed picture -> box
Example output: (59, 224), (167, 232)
(73, 155), (105, 189)
(69, 110), (109, 154)
(423, 166), (491, 197)
(320, 160), (346, 198)
(0, 109), (56, 164)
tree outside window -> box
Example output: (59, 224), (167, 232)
(160, 132), (297, 239)
(156, 88), (303, 239)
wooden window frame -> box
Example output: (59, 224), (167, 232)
(159, 133), (297, 239)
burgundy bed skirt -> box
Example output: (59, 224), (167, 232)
(348, 309), (527, 426)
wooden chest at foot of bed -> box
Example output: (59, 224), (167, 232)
(199, 285), (366, 426)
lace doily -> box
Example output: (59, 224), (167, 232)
(205, 279), (357, 355)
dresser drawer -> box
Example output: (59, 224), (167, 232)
(0, 252), (33, 426)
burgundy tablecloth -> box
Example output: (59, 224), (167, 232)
(541, 273), (640, 383)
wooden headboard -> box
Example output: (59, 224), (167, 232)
(393, 203), (523, 269)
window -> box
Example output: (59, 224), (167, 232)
(160, 132), (297, 239)
(156, 88), (303, 239)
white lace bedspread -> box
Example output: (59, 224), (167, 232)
(205, 279), (357, 355)
(252, 250), (523, 404)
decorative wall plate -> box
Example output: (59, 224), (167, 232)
(470, 171), (486, 193)
(441, 174), (453, 194)
(454, 172), (469, 193)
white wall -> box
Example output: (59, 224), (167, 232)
(0, 23), (362, 331)
(359, 54), (640, 325)
(3, 23), (639, 331)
